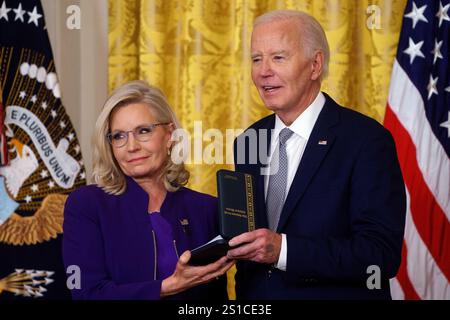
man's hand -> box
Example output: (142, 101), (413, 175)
(227, 228), (282, 264)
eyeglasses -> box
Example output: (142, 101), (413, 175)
(106, 123), (170, 148)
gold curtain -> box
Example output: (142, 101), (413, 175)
(109, 0), (407, 299)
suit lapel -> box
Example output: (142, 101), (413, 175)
(254, 115), (274, 229)
(124, 176), (150, 225)
(276, 96), (340, 232)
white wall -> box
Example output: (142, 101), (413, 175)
(41, 0), (108, 183)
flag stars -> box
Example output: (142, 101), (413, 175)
(48, 181), (55, 189)
(404, 2), (428, 28)
(19, 91), (26, 99)
(67, 133), (74, 141)
(31, 184), (39, 192)
(436, 1), (450, 27)
(27, 6), (42, 27)
(427, 75), (438, 100)
(30, 95), (37, 103)
(40, 170), (49, 178)
(24, 195), (32, 203)
(440, 112), (450, 138)
(0, 1), (11, 21)
(403, 37), (425, 64)
(60, 121), (66, 129)
(1, 2), (44, 27)
(431, 39), (443, 64)
(79, 171), (85, 180)
(13, 3), (25, 22)
(51, 110), (57, 118)
(41, 101), (48, 110)
(74, 145), (80, 154)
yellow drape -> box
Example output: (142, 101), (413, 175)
(109, 0), (406, 299)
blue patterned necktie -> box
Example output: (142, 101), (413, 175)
(266, 128), (294, 231)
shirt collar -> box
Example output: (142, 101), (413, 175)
(273, 91), (325, 140)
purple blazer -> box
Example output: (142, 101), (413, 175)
(62, 177), (227, 300)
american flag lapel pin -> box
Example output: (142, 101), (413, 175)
(318, 140), (327, 145)
(180, 218), (189, 233)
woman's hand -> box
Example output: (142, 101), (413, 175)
(160, 251), (235, 297)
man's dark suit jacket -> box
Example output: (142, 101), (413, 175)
(233, 93), (406, 299)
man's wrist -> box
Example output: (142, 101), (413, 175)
(274, 233), (287, 271)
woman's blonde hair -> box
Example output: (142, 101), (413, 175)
(92, 80), (189, 195)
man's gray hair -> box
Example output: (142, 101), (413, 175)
(254, 10), (330, 80)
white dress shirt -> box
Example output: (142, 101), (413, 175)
(264, 92), (325, 271)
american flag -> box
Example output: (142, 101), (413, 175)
(384, 0), (450, 299)
(0, 0), (86, 298)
